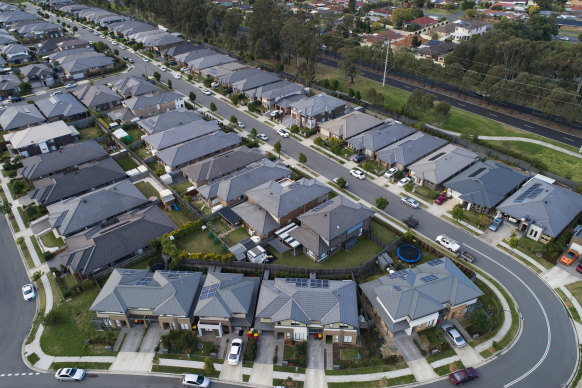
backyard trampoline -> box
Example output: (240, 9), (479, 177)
(397, 245), (421, 263)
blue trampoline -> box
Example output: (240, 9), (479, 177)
(397, 245), (421, 263)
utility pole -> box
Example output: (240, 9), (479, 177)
(382, 41), (391, 87)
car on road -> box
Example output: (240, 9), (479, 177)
(401, 197), (420, 209)
(128, 58), (134, 64)
(350, 169), (365, 180)
(237, 121), (245, 128)
(436, 234), (461, 253)
(397, 177), (411, 187)
(112, 41), (118, 45)
(160, 66), (167, 72)
(173, 73), (181, 79)
(228, 338), (243, 365)
(256, 133), (268, 141)
(277, 128), (290, 138)
(9, 96), (24, 102)
(201, 89), (211, 95)
(55, 368), (86, 381)
(65, 82), (77, 89)
(560, 249), (579, 266)
(442, 323), (466, 347)
(182, 373), (210, 387)
(402, 216), (418, 229)
(333, 177), (349, 188)
(22, 283), (36, 301)
(384, 167), (398, 179)
(120, 45), (126, 50)
(434, 195), (448, 205)
(352, 154), (365, 163)
(488, 217), (503, 232)
(211, 81), (220, 88)
(50, 90), (62, 97)
(143, 57), (150, 62)
(460, 251), (475, 263)
(449, 367), (479, 385)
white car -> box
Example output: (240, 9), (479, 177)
(228, 338), (243, 365)
(211, 81), (220, 88)
(143, 57), (151, 62)
(333, 177), (349, 188)
(397, 177), (411, 187)
(401, 197), (420, 209)
(277, 128), (289, 138)
(160, 66), (167, 72)
(173, 73), (181, 79)
(120, 45), (126, 49)
(257, 133), (269, 141)
(55, 368), (86, 381)
(22, 284), (36, 301)
(442, 323), (466, 347)
(202, 89), (211, 95)
(384, 167), (398, 179)
(65, 83), (77, 89)
(270, 109), (283, 117)
(237, 121), (245, 128)
(436, 234), (461, 253)
(350, 169), (365, 180)
(50, 90), (62, 97)
(182, 373), (210, 387)
(181, 67), (190, 72)
(112, 41), (118, 45)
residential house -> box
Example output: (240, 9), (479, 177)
(290, 94), (347, 129)
(56, 38), (90, 51)
(408, 144), (479, 191)
(289, 196), (375, 263)
(218, 68), (280, 93)
(36, 94), (89, 122)
(0, 10), (38, 27)
(431, 23), (456, 40)
(73, 85), (122, 112)
(0, 104), (45, 131)
(161, 42), (199, 60)
(347, 120), (416, 156)
(417, 41), (456, 63)
(55, 205), (175, 277)
(273, 94), (308, 114)
(255, 276), (359, 343)
(10, 20), (64, 41)
(232, 179), (331, 239)
(143, 119), (220, 153)
(319, 111), (383, 140)
(19, 63), (56, 87)
(112, 76), (160, 99)
(60, 54), (115, 80)
(123, 92), (185, 118)
(406, 16), (438, 29)
(37, 36), (79, 55)
(199, 61), (248, 79)
(139, 32), (183, 54)
(0, 29), (18, 45)
(376, 132), (448, 170)
(194, 272), (260, 337)
(188, 54), (237, 74)
(90, 269), (203, 331)
(361, 30), (402, 46)
(1, 43), (31, 64)
(137, 109), (202, 135)
(444, 160), (528, 214)
(97, 14), (127, 27)
(360, 258), (483, 338)
(0, 74), (20, 97)
(174, 48), (215, 67)
(497, 175), (582, 244)
(246, 80), (305, 110)
(391, 35), (429, 51)
(5, 120), (79, 157)
(451, 21), (488, 41)
(108, 20), (157, 39)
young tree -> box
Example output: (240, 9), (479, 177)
(167, 79), (172, 89)
(0, 202), (11, 214)
(404, 182), (414, 193)
(376, 196), (389, 210)
(113, 49), (119, 56)
(273, 141), (282, 158)
(433, 101), (451, 123)
(451, 205), (464, 221)
(339, 49), (358, 83)
(153, 71), (161, 82)
(230, 114), (238, 124)
(19, 82), (32, 95)
(298, 153), (307, 163)
(250, 128), (257, 138)
(470, 309), (491, 334)
(210, 102), (217, 112)
(420, 93), (435, 120)
(189, 91), (196, 102)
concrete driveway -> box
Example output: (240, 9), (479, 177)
(393, 333), (437, 382)
(139, 326), (165, 352)
(248, 331), (274, 386)
(120, 326), (145, 352)
(305, 339), (326, 388)
(219, 338), (243, 383)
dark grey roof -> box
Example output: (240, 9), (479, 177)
(60, 55), (115, 74)
(444, 160), (528, 209)
(143, 119), (219, 151)
(19, 63), (54, 82)
(288, 225), (329, 257)
(497, 176), (582, 238)
(138, 110), (202, 135)
(319, 111), (382, 139)
(246, 80), (304, 101)
(108, 20), (156, 37)
(73, 85), (122, 109)
(0, 74), (19, 91)
(0, 10), (37, 23)
(90, 269), (203, 317)
(199, 61), (248, 78)
(360, 258), (483, 333)
(0, 104), (45, 131)
(219, 68), (265, 85)
(231, 201), (279, 236)
(141, 32), (183, 47)
(156, 131), (240, 168)
(37, 36), (78, 55)
(181, 146), (264, 186)
(347, 121), (416, 152)
(276, 94), (308, 109)
(418, 41), (456, 56)
(123, 92), (182, 111)
(19, 140), (107, 180)
(31, 158), (127, 205)
(161, 42), (200, 58)
(231, 72), (281, 92)
(36, 93), (88, 120)
(56, 205), (175, 275)
(290, 94), (345, 118)
(409, 144), (478, 185)
(376, 132), (448, 167)
(188, 53), (236, 70)
(174, 48), (216, 64)
(112, 76), (159, 98)
(47, 180), (148, 236)
(256, 278), (359, 329)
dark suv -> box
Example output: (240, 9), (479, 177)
(352, 154), (365, 163)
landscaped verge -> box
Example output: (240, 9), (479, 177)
(327, 375), (416, 387)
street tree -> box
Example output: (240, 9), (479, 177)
(336, 177), (347, 188)
(433, 101), (451, 123)
(153, 71), (161, 82)
(189, 91), (196, 102)
(210, 102), (217, 112)
(298, 153), (307, 163)
(273, 141), (282, 158)
(376, 197), (389, 210)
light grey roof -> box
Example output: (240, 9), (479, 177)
(56, 205), (175, 275)
(156, 131), (240, 168)
(246, 80), (304, 101)
(181, 146), (264, 185)
(197, 159), (291, 203)
(112, 76), (159, 98)
(19, 140), (107, 180)
(48, 47), (94, 62)
(161, 42), (200, 58)
(143, 119), (219, 151)
(444, 160), (529, 209)
(47, 180), (148, 236)
(108, 20), (156, 37)
(376, 132), (448, 167)
(0, 74), (19, 91)
(36, 93), (88, 119)
(1, 43), (29, 55)
(19, 63), (54, 82)
(0, 10), (37, 23)
(11, 20), (62, 36)
(219, 68), (265, 84)
(188, 53), (236, 70)
(231, 201), (279, 236)
(0, 31), (17, 45)
(319, 111), (382, 139)
(73, 85), (122, 108)
(90, 269), (203, 317)
(107, 107), (135, 123)
(296, 195), (374, 241)
(123, 92), (182, 111)
(347, 121), (416, 152)
(60, 55), (115, 74)
(199, 61), (248, 78)
(0, 104), (45, 131)
(497, 176), (582, 238)
(56, 38), (90, 50)
(175, 48), (216, 64)
(5, 120), (78, 150)
(409, 144), (478, 185)
(276, 94), (308, 109)
(138, 109), (202, 135)
(256, 278), (359, 329)
(360, 258), (483, 333)
(141, 32), (183, 47)
(231, 72), (281, 92)
(290, 94), (345, 118)
(245, 178), (330, 219)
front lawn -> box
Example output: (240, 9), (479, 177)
(135, 181), (159, 199)
(566, 281), (582, 314)
(50, 362), (112, 370)
(414, 185), (439, 201)
(40, 230), (65, 249)
(8, 178), (32, 199)
(77, 126), (104, 140)
(115, 155), (139, 171)
(433, 361), (465, 376)
(283, 344), (294, 360)
(175, 229), (225, 255)
(340, 348), (359, 360)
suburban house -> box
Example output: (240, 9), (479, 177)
(55, 205), (175, 278)
(361, 258), (483, 338)
(376, 132), (448, 170)
(122, 92), (185, 118)
(232, 179), (331, 239)
(406, 16), (438, 29)
(347, 120), (416, 156)
(451, 21), (488, 41)
(137, 109), (202, 135)
(408, 144), (479, 190)
(1, 43), (31, 64)
(5, 120), (79, 157)
(194, 272), (260, 337)
(199, 61), (248, 79)
(139, 32), (183, 54)
(255, 276), (359, 343)
(430, 23), (456, 39)
(497, 175), (582, 244)
(246, 80), (304, 109)
(37, 36), (81, 55)
(181, 146), (264, 187)
(10, 20), (64, 41)
(20, 63), (57, 87)
(36, 94), (90, 123)
(108, 20), (156, 39)
(290, 94), (346, 129)
(73, 85), (123, 112)
(0, 29), (18, 46)
(417, 41), (456, 63)
(90, 269), (204, 331)
(188, 54), (237, 74)
(361, 30), (402, 46)
(219, 68), (280, 94)
(143, 119), (220, 153)
(18, 139), (108, 182)
(31, 157), (127, 205)
(112, 76), (160, 98)
(56, 37), (91, 51)
(319, 111), (383, 140)
(174, 48), (215, 67)
(0, 74), (20, 97)
(60, 53), (115, 80)
(444, 160), (528, 214)
(0, 104), (46, 131)
(161, 42), (199, 60)
(196, 159), (291, 207)
(289, 196), (375, 263)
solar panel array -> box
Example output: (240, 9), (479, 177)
(309, 279), (329, 288)
(393, 286), (401, 291)
(312, 200), (334, 213)
(121, 270), (134, 276)
(468, 167), (486, 178)
(420, 274), (438, 283)
(136, 277), (151, 286)
(199, 283), (219, 299)
(386, 270), (408, 280)
(514, 183), (544, 203)
(427, 258), (444, 266)
(285, 278), (308, 287)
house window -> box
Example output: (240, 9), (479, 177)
(286, 332), (291, 339)
(291, 321), (301, 326)
(171, 322), (177, 330)
(180, 323), (189, 330)
(294, 332), (304, 340)
(343, 336), (352, 343)
(334, 335), (339, 343)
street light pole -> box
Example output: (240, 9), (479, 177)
(382, 41), (391, 88)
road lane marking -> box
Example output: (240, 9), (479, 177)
(488, 113), (498, 117)
(524, 125), (533, 128)
(457, 103), (466, 107)
(563, 137), (574, 142)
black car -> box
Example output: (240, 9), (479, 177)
(9, 96), (24, 102)
(352, 154), (365, 163)
(402, 216), (419, 228)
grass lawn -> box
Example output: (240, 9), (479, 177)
(124, 127), (145, 143)
(135, 181), (160, 199)
(50, 362), (112, 370)
(426, 7), (459, 14)
(115, 155), (139, 171)
(340, 348), (359, 360)
(171, 180), (193, 195)
(516, 237), (555, 267)
(415, 185), (439, 201)
(175, 229), (225, 254)
(26, 278), (46, 345)
(325, 363), (408, 375)
(40, 231), (65, 249)
(360, 161), (384, 175)
(31, 237), (44, 262)
(163, 208), (192, 227)
(126, 253), (163, 269)
(327, 375), (416, 388)
(151, 365), (220, 377)
(283, 344), (294, 360)
(566, 281), (582, 316)
(17, 238), (34, 269)
(224, 228), (250, 245)
(426, 348), (456, 363)
(207, 218), (230, 234)
(369, 220), (399, 245)
(133, 145), (150, 160)
(433, 360), (465, 376)
(556, 288), (581, 323)
(77, 126), (104, 140)
(8, 179), (32, 199)
(192, 199), (212, 217)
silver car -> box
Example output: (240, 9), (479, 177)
(182, 373), (210, 387)
(401, 197), (420, 209)
(442, 323), (466, 347)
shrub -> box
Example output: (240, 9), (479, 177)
(298, 153), (307, 163)
(376, 196), (388, 210)
(313, 137), (324, 147)
(31, 271), (42, 281)
(508, 236), (519, 248)
(245, 337), (257, 361)
(161, 331), (198, 354)
(204, 357), (216, 375)
(404, 182), (413, 192)
(470, 309), (491, 334)
(43, 308), (64, 325)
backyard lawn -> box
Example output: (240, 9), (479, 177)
(124, 127), (145, 144)
(40, 230), (65, 249)
(133, 145), (150, 160)
(115, 155), (139, 171)
(340, 348), (360, 360)
(175, 230), (225, 255)
(163, 208), (192, 227)
(77, 126), (103, 140)
(135, 181), (159, 199)
(369, 221), (399, 245)
(192, 199), (213, 217)
(207, 218), (230, 234)
(171, 181), (193, 195)
(224, 228), (250, 245)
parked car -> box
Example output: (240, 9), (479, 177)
(143, 57), (151, 62)
(54, 368), (86, 381)
(436, 235), (461, 253)
(350, 169), (365, 180)
(442, 323), (466, 347)
(128, 58), (134, 64)
(228, 338), (243, 365)
(352, 154), (365, 163)
(9, 96), (24, 102)
(434, 195), (448, 205)
(397, 177), (411, 187)
(256, 133), (269, 141)
(488, 217), (503, 232)
(182, 373), (210, 387)
(270, 109), (283, 117)
(50, 90), (62, 97)
(111, 41), (118, 45)
(201, 89), (211, 95)
(460, 251), (475, 263)
(401, 197), (420, 209)
(160, 66), (167, 72)
(402, 216), (418, 229)
(181, 67), (190, 72)
(333, 177), (349, 188)
(384, 167), (398, 179)
(277, 128), (290, 138)
(173, 73), (181, 79)
(577, 263), (582, 274)
(237, 121), (245, 128)
(211, 81), (220, 88)
(449, 367), (479, 385)
(22, 284), (36, 301)
(65, 82), (77, 89)
(560, 249), (579, 266)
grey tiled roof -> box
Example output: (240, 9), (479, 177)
(0, 31), (17, 45)
(246, 80), (304, 101)
(156, 131), (240, 168)
(0, 74), (20, 91)
(409, 144), (478, 185)
(123, 92), (182, 111)
(360, 258), (483, 333)
(0, 104), (45, 131)
(219, 68), (264, 84)
(19, 63), (54, 82)
(175, 48), (215, 64)
(161, 42), (199, 58)
(188, 53), (236, 70)
(112, 76), (159, 98)
(36, 93), (88, 120)
(199, 62), (248, 78)
(37, 36), (77, 55)
(444, 160), (528, 209)
(231, 72), (281, 92)
(73, 85), (122, 109)
(497, 177), (582, 238)
(376, 132), (447, 167)
(256, 278), (359, 329)
(143, 119), (219, 151)
(5, 120), (78, 150)
(60, 55), (114, 74)
(47, 180), (148, 236)
(138, 109), (202, 135)
(347, 121), (416, 152)
(0, 11), (37, 23)
(231, 201), (279, 236)
(418, 41), (455, 56)
(290, 94), (345, 118)
(319, 111), (382, 139)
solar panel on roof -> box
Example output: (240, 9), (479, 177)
(428, 152), (446, 161)
(428, 258), (443, 266)
(312, 200), (333, 212)
(420, 274), (438, 283)
(393, 286), (401, 291)
(322, 280), (329, 288)
(515, 183), (542, 203)
(468, 167), (486, 178)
